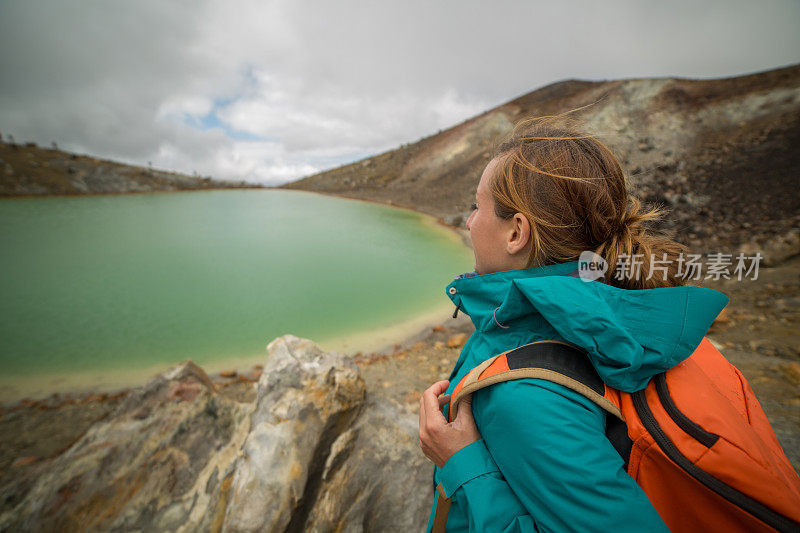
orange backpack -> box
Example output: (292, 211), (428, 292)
(441, 339), (800, 533)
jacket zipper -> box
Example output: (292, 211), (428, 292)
(632, 385), (797, 532)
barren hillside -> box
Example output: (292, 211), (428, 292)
(283, 65), (800, 257)
(0, 141), (260, 196)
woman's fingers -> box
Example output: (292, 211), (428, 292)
(420, 380), (450, 442)
(418, 382), (481, 467)
(418, 389), (427, 431)
(422, 380), (449, 421)
(419, 381), (444, 430)
(438, 393), (451, 410)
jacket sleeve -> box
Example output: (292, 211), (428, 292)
(432, 379), (670, 533)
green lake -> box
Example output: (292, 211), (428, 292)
(0, 190), (472, 400)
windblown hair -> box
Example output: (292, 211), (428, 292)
(490, 116), (687, 290)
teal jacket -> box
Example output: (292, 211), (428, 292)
(425, 260), (729, 532)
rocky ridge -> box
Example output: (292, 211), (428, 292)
(0, 140), (259, 196)
(283, 64), (800, 261)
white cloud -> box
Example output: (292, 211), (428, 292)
(1, 0), (798, 185)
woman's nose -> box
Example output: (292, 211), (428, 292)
(466, 211), (475, 230)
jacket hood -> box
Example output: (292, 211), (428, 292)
(445, 260), (729, 392)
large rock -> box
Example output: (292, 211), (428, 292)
(305, 398), (433, 532)
(0, 361), (253, 532)
(222, 335), (366, 532)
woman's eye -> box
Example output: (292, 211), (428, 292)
(470, 203), (478, 211)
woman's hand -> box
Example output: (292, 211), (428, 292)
(418, 380), (481, 467)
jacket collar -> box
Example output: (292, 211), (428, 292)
(444, 261), (729, 392)
(446, 261), (580, 331)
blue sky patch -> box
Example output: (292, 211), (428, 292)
(184, 99), (269, 142)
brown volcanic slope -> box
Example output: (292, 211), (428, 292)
(0, 141), (259, 196)
(283, 65), (800, 256)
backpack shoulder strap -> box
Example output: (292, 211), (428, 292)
(433, 341), (632, 533)
(448, 340), (623, 422)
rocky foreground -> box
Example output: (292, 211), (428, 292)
(0, 335), (431, 531)
(1, 251), (798, 531)
(0, 140), (260, 196)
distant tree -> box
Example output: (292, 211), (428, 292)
(51, 141), (58, 150)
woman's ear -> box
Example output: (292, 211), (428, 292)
(507, 213), (531, 256)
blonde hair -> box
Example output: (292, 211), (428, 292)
(490, 116), (687, 289)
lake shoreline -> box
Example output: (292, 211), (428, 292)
(0, 297), (464, 406)
(0, 188), (473, 406)
(271, 185), (473, 248)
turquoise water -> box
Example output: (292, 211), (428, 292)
(0, 190), (471, 383)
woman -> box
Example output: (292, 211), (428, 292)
(418, 118), (729, 532)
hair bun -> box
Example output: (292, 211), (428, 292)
(491, 116), (688, 289)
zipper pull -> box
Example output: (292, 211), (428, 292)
(452, 303), (461, 318)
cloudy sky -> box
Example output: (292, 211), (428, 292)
(1, 1), (798, 185)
